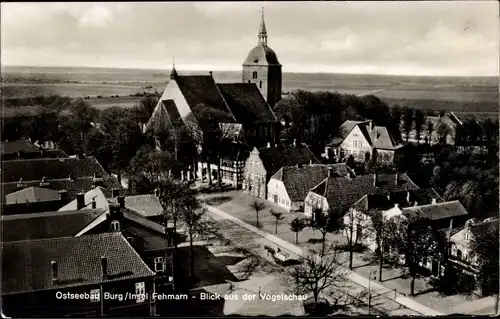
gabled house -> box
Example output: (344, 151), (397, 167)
(267, 163), (353, 212)
(243, 142), (320, 199)
(1, 233), (156, 317)
(448, 217), (499, 296)
(304, 172), (419, 217)
(324, 120), (405, 165)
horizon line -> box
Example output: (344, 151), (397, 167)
(3, 64), (498, 78)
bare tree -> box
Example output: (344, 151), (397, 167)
(402, 107), (414, 142)
(342, 207), (368, 269)
(179, 198), (220, 281)
(311, 208), (343, 256)
(427, 121), (435, 145)
(249, 200), (266, 228)
(414, 109), (426, 144)
(287, 245), (348, 314)
(270, 209), (284, 234)
(370, 210), (389, 281)
(290, 218), (306, 244)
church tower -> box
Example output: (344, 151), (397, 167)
(242, 8), (282, 108)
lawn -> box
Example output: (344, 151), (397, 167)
(201, 189), (489, 315)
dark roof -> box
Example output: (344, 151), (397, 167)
(272, 164), (342, 202)
(243, 44), (281, 66)
(328, 120), (402, 150)
(468, 218), (499, 237)
(402, 200), (468, 221)
(256, 144), (320, 178)
(217, 83), (277, 124)
(2, 233), (154, 295)
(388, 188), (444, 207)
(2, 157), (108, 183)
(1, 209), (106, 242)
(311, 173), (420, 211)
(2, 149), (68, 161)
(2, 176), (121, 200)
(175, 75), (236, 122)
(328, 120), (368, 146)
(5, 186), (61, 204)
(352, 194), (394, 213)
(1, 139), (39, 155)
(219, 142), (250, 161)
(144, 99), (185, 134)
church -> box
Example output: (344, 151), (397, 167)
(145, 9), (283, 188)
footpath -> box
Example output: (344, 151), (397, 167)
(204, 203), (445, 316)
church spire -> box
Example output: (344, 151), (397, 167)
(258, 7), (267, 46)
(170, 57), (178, 80)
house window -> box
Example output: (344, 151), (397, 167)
(259, 81), (263, 88)
(464, 233), (470, 241)
(253, 71), (258, 79)
(110, 220), (120, 231)
(456, 249), (462, 260)
(154, 257), (165, 272)
(135, 282), (145, 303)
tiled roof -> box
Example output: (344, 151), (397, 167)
(469, 218), (499, 237)
(1, 209), (106, 242)
(1, 139), (39, 155)
(388, 188), (444, 207)
(2, 157), (108, 183)
(328, 120), (368, 146)
(217, 83), (277, 124)
(402, 200), (468, 221)
(2, 149), (68, 161)
(2, 233), (154, 295)
(2, 176), (122, 200)
(311, 173), (419, 211)
(175, 75), (236, 122)
(257, 144), (320, 178)
(352, 194), (394, 213)
(144, 99), (185, 134)
(271, 164), (350, 202)
(58, 187), (109, 211)
(329, 120), (403, 150)
(5, 186), (61, 204)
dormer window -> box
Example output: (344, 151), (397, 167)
(253, 71), (258, 79)
(110, 220), (120, 232)
(154, 257), (165, 272)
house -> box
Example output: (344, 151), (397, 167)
(56, 187), (180, 294)
(447, 217), (499, 296)
(243, 142), (320, 199)
(402, 112), (463, 145)
(1, 186), (74, 215)
(1, 139), (39, 156)
(267, 163), (353, 212)
(109, 193), (165, 223)
(1, 233), (156, 317)
(323, 120), (405, 165)
(1, 157), (122, 202)
(304, 172), (419, 217)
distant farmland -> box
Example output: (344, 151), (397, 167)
(2, 66), (498, 117)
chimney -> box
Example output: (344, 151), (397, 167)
(58, 189), (68, 200)
(394, 203), (399, 209)
(118, 196), (125, 208)
(154, 188), (159, 197)
(431, 198), (437, 204)
(76, 193), (85, 210)
(267, 142), (271, 148)
(309, 159), (313, 165)
(373, 173), (378, 187)
(209, 71), (213, 77)
(368, 121), (373, 132)
(328, 167), (333, 178)
(111, 188), (119, 198)
(91, 198), (97, 209)
(449, 218), (453, 230)
(413, 201), (418, 207)
(395, 173), (399, 185)
(406, 191), (410, 203)
(101, 256), (108, 280)
(51, 261), (58, 285)
(293, 139), (297, 147)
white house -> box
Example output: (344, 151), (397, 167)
(266, 163), (352, 212)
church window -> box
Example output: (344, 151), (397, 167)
(259, 81), (262, 88)
(253, 71), (258, 79)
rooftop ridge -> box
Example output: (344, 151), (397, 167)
(3, 231), (118, 244)
(1, 208), (106, 220)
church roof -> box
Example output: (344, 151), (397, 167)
(217, 83), (277, 124)
(243, 44), (281, 66)
(175, 75), (236, 123)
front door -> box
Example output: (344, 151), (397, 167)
(273, 194), (278, 203)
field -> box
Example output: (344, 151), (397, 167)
(1, 66), (498, 117)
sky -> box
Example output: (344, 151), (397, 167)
(1, 1), (499, 76)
